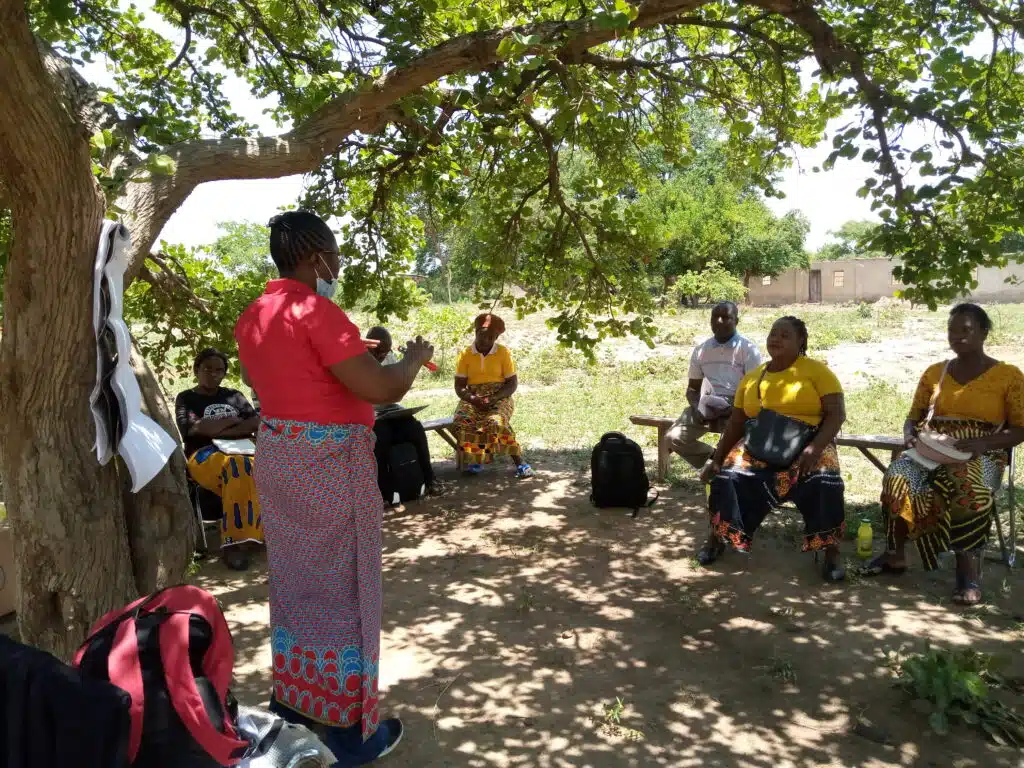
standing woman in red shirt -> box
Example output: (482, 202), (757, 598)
(235, 211), (433, 766)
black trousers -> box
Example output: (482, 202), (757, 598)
(373, 416), (434, 501)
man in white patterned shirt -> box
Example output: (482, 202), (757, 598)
(664, 301), (763, 470)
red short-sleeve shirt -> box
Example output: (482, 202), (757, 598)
(235, 279), (375, 427)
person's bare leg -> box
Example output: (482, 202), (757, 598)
(879, 517), (909, 568)
(953, 552), (982, 604)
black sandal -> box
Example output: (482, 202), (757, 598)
(696, 537), (726, 566)
(859, 554), (907, 577)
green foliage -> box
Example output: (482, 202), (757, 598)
(897, 646), (1024, 746)
(519, 342), (591, 385)
(19, 0), (1024, 341)
(815, 220), (886, 261)
(125, 243), (264, 383)
(669, 260), (747, 307)
(408, 304), (474, 374)
(631, 138), (810, 283)
(210, 221), (274, 279)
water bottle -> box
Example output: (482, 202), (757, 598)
(857, 519), (873, 559)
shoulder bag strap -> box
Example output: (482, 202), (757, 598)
(755, 365), (770, 409)
(921, 361), (950, 430)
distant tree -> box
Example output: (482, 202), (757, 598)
(670, 260), (748, 307)
(647, 175), (809, 285)
(814, 219), (885, 260)
(209, 221), (274, 279)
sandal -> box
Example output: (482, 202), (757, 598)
(515, 463), (535, 479)
(952, 572), (983, 606)
(696, 537), (726, 566)
(858, 553), (907, 577)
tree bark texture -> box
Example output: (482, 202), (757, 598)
(0, 0), (192, 657)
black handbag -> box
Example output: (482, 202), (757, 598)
(743, 367), (817, 470)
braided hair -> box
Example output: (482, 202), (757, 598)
(777, 315), (809, 355)
(268, 210), (337, 274)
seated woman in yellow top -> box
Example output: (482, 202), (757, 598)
(871, 303), (1024, 605)
(452, 313), (534, 478)
(699, 316), (848, 581)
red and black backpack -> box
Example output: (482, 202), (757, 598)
(72, 585), (252, 768)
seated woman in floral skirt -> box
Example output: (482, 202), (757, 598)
(699, 316), (847, 582)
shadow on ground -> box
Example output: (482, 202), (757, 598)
(195, 449), (1024, 768)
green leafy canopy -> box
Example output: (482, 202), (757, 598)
(17, 0), (1024, 346)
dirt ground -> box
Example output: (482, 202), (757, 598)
(196, 454), (1024, 768)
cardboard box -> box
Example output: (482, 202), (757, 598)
(0, 523), (14, 618)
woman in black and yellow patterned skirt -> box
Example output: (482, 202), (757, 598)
(869, 304), (1024, 605)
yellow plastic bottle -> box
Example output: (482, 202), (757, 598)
(857, 519), (873, 559)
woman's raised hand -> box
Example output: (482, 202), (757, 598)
(405, 335), (434, 366)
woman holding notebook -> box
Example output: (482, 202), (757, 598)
(235, 210), (433, 765)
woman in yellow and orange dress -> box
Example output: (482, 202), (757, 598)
(175, 348), (263, 571)
(452, 313), (534, 478)
(869, 304), (1024, 605)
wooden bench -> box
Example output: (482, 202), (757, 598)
(628, 414), (1017, 567)
(423, 416), (463, 470)
(629, 415), (907, 483)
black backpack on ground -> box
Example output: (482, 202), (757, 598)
(388, 442), (425, 503)
(590, 432), (657, 516)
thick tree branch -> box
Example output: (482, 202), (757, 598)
(122, 0), (713, 279)
(967, 0), (1024, 37)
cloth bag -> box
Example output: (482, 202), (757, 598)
(904, 361), (974, 470)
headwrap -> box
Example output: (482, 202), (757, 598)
(473, 313), (506, 335)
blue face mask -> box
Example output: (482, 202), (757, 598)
(316, 256), (338, 300)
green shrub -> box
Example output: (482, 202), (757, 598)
(411, 305), (474, 374)
(520, 343), (590, 385)
(877, 304), (907, 328)
(669, 260), (747, 307)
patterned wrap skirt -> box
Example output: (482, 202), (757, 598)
(709, 442), (846, 552)
(881, 418), (1004, 570)
(254, 419), (382, 740)
(452, 382), (520, 463)
(187, 447), (263, 547)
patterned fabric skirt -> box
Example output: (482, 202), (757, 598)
(709, 442), (846, 552)
(187, 447), (263, 547)
(254, 419), (381, 740)
(881, 419), (1004, 570)
(452, 382), (520, 463)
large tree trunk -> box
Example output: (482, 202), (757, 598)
(0, 204), (194, 658)
(0, 0), (192, 657)
(125, 351), (195, 596)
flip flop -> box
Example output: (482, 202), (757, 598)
(952, 572), (983, 606)
(858, 554), (907, 577)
